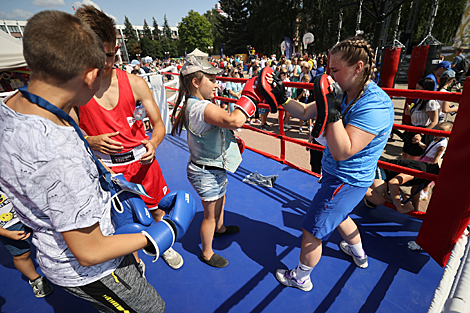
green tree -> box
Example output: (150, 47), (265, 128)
(162, 15), (172, 40)
(123, 16), (137, 41)
(178, 10), (213, 56)
(160, 14), (179, 58)
(127, 38), (141, 60)
(246, 0), (302, 56)
(153, 40), (163, 59)
(142, 19), (152, 39)
(140, 37), (155, 58)
(218, 0), (249, 54)
(152, 17), (161, 41)
(204, 8), (224, 56)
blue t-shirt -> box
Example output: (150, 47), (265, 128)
(322, 82), (394, 187)
(226, 81), (243, 99)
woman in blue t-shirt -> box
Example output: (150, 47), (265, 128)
(271, 37), (394, 292)
(225, 68), (244, 113)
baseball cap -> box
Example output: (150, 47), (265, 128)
(315, 67), (325, 76)
(442, 69), (455, 78)
(130, 59), (140, 68)
(180, 56), (223, 76)
(436, 61), (451, 70)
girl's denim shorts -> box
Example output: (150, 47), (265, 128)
(187, 161), (228, 202)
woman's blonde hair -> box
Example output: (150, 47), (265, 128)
(300, 61), (311, 70)
(330, 36), (375, 105)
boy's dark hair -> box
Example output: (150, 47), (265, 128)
(23, 10), (105, 83)
(75, 5), (116, 44)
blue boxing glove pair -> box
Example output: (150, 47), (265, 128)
(111, 186), (197, 262)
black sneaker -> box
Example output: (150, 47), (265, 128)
(199, 252), (228, 268)
(29, 276), (53, 298)
(260, 125), (267, 130)
(214, 225), (240, 237)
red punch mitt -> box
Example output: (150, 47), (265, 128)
(311, 74), (344, 138)
(235, 136), (245, 154)
(257, 67), (289, 113)
(234, 77), (263, 117)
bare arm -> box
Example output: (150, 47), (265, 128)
(282, 98), (318, 120)
(326, 122), (376, 161)
(388, 174), (415, 213)
(129, 74), (165, 164)
(431, 146), (445, 164)
(0, 226), (31, 241)
(62, 223), (148, 267)
(441, 101), (458, 113)
(204, 102), (247, 129)
(427, 109), (439, 129)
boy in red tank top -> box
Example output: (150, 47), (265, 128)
(73, 5), (183, 270)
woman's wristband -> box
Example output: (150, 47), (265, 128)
(281, 97), (291, 106)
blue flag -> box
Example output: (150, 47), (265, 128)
(284, 37), (293, 60)
(221, 44), (224, 58)
(185, 48), (187, 57)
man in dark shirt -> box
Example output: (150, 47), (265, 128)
(452, 48), (466, 82)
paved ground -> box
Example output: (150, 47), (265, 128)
(166, 81), (455, 212)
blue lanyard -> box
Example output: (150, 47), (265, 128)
(17, 85), (112, 186)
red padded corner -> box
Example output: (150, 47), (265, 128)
(416, 76), (470, 267)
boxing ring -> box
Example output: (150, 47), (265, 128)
(0, 72), (469, 313)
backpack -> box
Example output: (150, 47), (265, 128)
(457, 55), (470, 74)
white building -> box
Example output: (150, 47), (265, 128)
(0, 19), (178, 63)
(0, 19), (178, 40)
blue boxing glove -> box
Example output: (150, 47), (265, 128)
(156, 190), (197, 241)
(110, 183), (153, 232)
(117, 190), (197, 262)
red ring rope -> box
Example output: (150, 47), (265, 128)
(165, 72), (460, 219)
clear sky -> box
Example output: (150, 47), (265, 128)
(0, 0), (218, 27)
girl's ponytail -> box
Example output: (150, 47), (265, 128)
(170, 71), (204, 136)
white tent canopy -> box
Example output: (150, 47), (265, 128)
(187, 48), (208, 58)
(0, 31), (27, 71)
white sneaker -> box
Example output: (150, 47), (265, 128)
(137, 260), (146, 278)
(29, 276), (53, 298)
(284, 125), (292, 129)
(161, 247), (184, 269)
(419, 191), (428, 201)
(275, 269), (313, 292)
(339, 241), (368, 268)
(407, 240), (423, 251)
(299, 128), (303, 134)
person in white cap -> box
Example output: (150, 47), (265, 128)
(170, 56), (249, 268)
